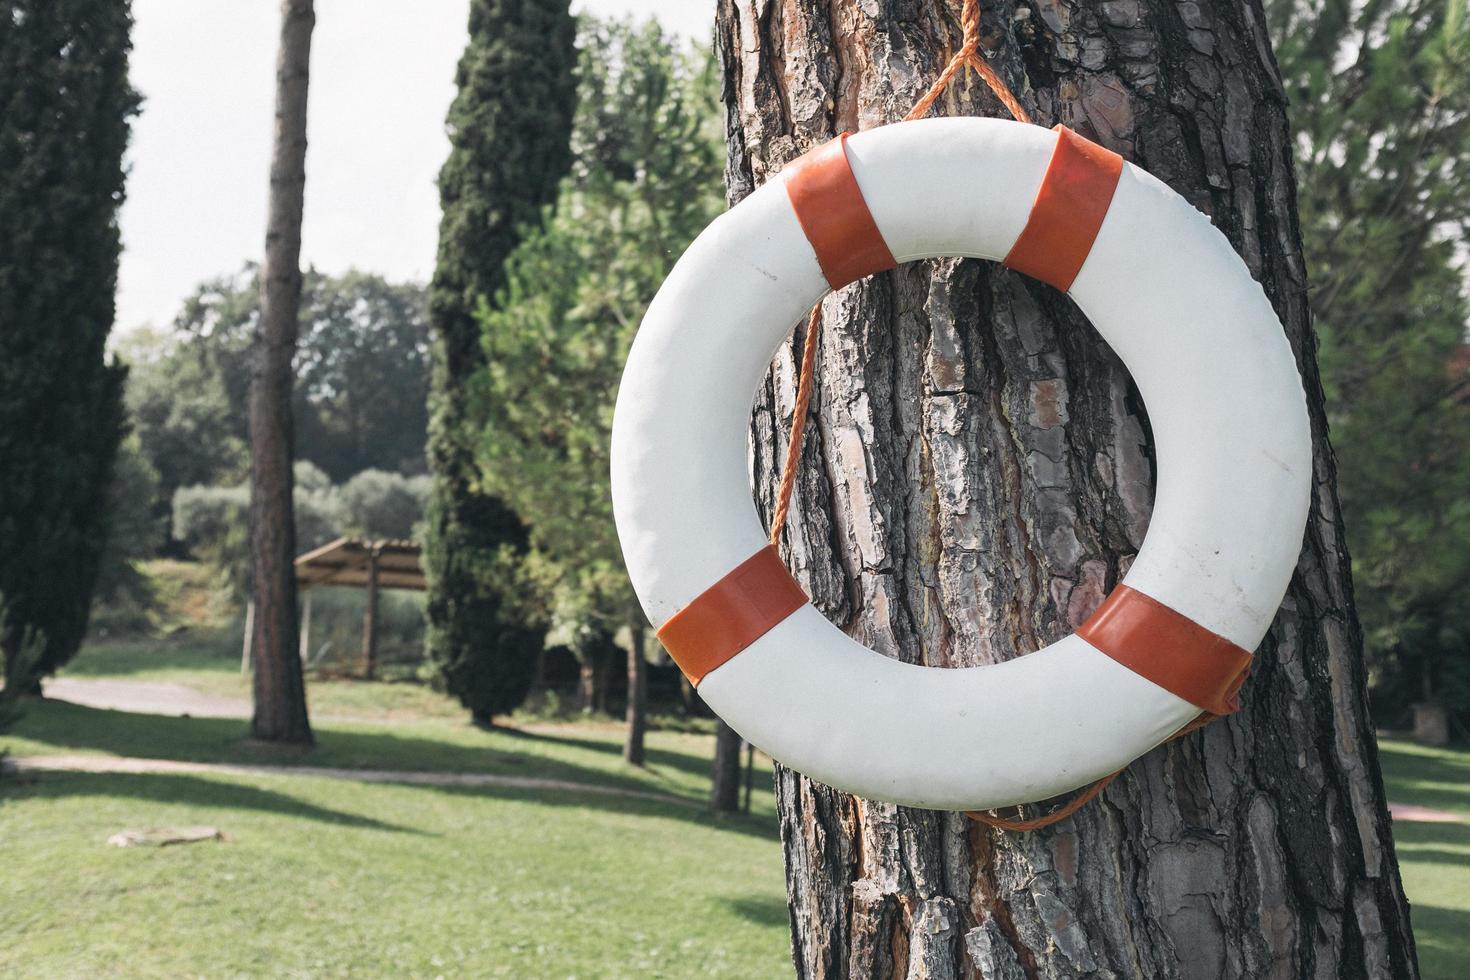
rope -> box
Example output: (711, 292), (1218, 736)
(769, 0), (1026, 547)
(903, 0), (1031, 124)
(964, 711), (1219, 830)
(769, 306), (824, 547)
(769, 1), (1217, 832)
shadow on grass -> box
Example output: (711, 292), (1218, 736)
(1412, 904), (1470, 980)
(5, 769), (422, 834)
(1379, 742), (1470, 814)
(723, 895), (791, 929)
(61, 637), (238, 678)
(8, 699), (779, 841)
(1394, 821), (1470, 869)
(405, 782), (779, 840)
(502, 726), (777, 800)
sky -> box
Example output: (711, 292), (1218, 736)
(117, 0), (715, 334)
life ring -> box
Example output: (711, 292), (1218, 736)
(610, 118), (1311, 811)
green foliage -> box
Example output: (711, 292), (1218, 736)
(117, 270), (430, 553)
(0, 593), (44, 727)
(424, 0), (577, 723)
(474, 19), (723, 643)
(338, 470), (432, 541)
(119, 327), (249, 532)
(174, 462), (343, 598)
(1271, 0), (1470, 725)
(0, 0), (138, 685)
(423, 513), (545, 725)
(171, 485), (252, 596)
(296, 271), (433, 479)
(167, 267), (433, 483)
(91, 434), (165, 632)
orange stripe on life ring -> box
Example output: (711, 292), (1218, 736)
(1077, 585), (1253, 716)
(1003, 125), (1124, 292)
(784, 134), (898, 290)
(656, 546), (809, 686)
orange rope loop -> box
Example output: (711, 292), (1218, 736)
(769, 305), (824, 546)
(904, 0), (1031, 124)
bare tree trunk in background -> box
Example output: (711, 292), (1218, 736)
(624, 620), (648, 765)
(716, 0), (1418, 975)
(249, 0), (314, 745)
(574, 653), (601, 713)
(711, 720), (743, 813)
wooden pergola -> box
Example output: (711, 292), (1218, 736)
(293, 537), (425, 677)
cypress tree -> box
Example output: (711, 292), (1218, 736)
(0, 0), (136, 689)
(425, 0), (577, 724)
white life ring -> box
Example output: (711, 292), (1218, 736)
(610, 117), (1310, 811)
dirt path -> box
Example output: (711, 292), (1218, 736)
(36, 679), (1456, 823)
(45, 677), (252, 719)
(1387, 802), (1463, 824)
(4, 753), (698, 808)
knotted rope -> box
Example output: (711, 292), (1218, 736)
(767, 0), (1219, 832)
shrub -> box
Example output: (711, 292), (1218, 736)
(339, 470), (430, 541)
(174, 465), (344, 597)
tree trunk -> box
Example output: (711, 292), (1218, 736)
(711, 720), (744, 814)
(624, 620), (648, 765)
(716, 1), (1418, 976)
(249, 0), (314, 745)
(577, 649), (610, 714)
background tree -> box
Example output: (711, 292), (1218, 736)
(166, 268), (431, 482)
(118, 327), (248, 540)
(93, 435), (165, 614)
(476, 19), (722, 763)
(294, 272), (433, 480)
(716, 0), (1417, 974)
(424, 0), (577, 725)
(115, 270), (428, 552)
(338, 470), (432, 542)
(249, 0), (314, 744)
(0, 0), (136, 691)
(175, 462), (343, 601)
(1273, 0), (1470, 736)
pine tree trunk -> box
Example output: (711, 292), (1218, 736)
(715, 1), (1418, 975)
(249, 0), (314, 745)
(624, 620), (648, 765)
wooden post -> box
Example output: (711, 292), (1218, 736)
(298, 588), (312, 664)
(240, 600), (255, 675)
(361, 543), (380, 680)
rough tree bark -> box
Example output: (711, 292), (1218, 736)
(716, 0), (1418, 975)
(249, 0), (314, 745)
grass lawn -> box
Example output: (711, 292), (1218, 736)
(0, 628), (789, 977)
(1, 705), (787, 977)
(1378, 739), (1470, 979)
(4, 630), (1469, 976)
(0, 763), (787, 978)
